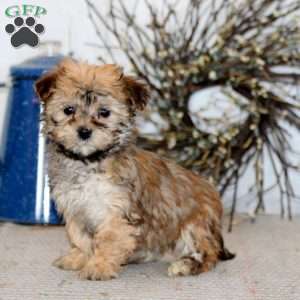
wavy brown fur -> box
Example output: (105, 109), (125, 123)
(35, 59), (234, 280)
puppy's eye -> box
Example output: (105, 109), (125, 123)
(63, 106), (76, 116)
(98, 108), (111, 118)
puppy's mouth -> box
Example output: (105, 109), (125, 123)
(54, 142), (117, 163)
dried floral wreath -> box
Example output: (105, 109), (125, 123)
(86, 0), (300, 230)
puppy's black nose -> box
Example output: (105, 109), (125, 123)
(77, 127), (92, 140)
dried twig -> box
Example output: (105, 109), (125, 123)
(86, 0), (300, 227)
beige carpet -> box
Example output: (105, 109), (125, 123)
(0, 215), (299, 300)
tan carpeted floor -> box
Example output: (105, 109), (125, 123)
(0, 215), (299, 300)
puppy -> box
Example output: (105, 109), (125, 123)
(35, 58), (234, 280)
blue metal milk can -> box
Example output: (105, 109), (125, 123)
(0, 56), (63, 224)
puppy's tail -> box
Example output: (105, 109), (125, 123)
(218, 236), (236, 261)
(219, 247), (235, 261)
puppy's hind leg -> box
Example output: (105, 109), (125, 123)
(167, 220), (223, 277)
(167, 251), (219, 277)
(168, 256), (203, 277)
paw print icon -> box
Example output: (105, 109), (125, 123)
(5, 16), (45, 47)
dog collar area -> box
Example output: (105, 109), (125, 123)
(54, 143), (115, 164)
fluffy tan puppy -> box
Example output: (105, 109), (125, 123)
(35, 58), (234, 280)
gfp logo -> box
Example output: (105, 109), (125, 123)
(4, 5), (46, 48)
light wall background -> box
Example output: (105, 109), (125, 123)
(0, 0), (299, 215)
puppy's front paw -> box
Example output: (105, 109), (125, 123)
(79, 258), (119, 281)
(53, 248), (87, 271)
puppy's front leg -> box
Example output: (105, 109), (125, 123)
(53, 220), (91, 271)
(53, 247), (87, 271)
(79, 214), (139, 280)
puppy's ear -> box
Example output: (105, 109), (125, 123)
(123, 76), (150, 110)
(34, 69), (58, 102)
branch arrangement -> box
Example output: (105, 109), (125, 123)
(86, 0), (300, 230)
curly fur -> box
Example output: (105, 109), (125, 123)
(35, 58), (234, 280)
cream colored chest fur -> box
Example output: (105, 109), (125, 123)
(47, 147), (129, 232)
